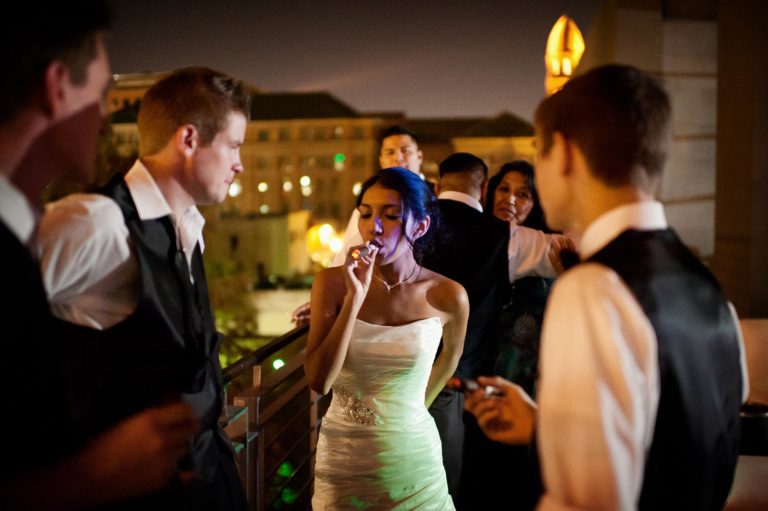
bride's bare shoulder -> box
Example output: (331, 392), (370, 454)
(421, 267), (468, 314)
(312, 266), (345, 293)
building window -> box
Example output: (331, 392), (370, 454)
(278, 128), (290, 141)
(229, 178), (243, 198)
(301, 156), (317, 168)
(330, 201), (341, 219)
(257, 129), (269, 141)
(334, 153), (346, 172)
(318, 155), (333, 169)
(352, 155), (366, 168)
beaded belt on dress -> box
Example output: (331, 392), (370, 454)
(335, 388), (383, 426)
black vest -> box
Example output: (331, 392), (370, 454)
(588, 229), (742, 510)
(0, 222), (82, 482)
(70, 174), (226, 481)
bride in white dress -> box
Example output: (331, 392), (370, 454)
(305, 167), (469, 510)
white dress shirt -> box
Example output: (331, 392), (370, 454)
(0, 173), (36, 245)
(535, 201), (747, 511)
(36, 160), (206, 330)
(330, 190), (557, 279)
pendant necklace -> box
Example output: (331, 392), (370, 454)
(373, 265), (421, 291)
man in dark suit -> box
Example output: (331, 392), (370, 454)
(0, 4), (198, 509)
(420, 152), (561, 504)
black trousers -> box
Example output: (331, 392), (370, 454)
(428, 388), (465, 500)
(458, 414), (542, 511)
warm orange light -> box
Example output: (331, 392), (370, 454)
(545, 15), (585, 95)
(306, 223), (341, 267)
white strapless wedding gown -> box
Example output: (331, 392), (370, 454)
(312, 317), (455, 510)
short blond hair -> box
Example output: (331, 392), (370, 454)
(137, 67), (251, 156)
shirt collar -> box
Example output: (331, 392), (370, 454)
(438, 191), (483, 213)
(125, 160), (206, 254)
(125, 160), (173, 220)
(0, 173), (37, 245)
(580, 201), (668, 259)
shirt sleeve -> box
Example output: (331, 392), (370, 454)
(509, 224), (557, 281)
(536, 263), (660, 511)
(330, 209), (363, 267)
(727, 302), (750, 403)
(36, 193), (139, 330)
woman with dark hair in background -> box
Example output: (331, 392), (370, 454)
(486, 160), (553, 397)
(469, 160), (556, 510)
(305, 167), (468, 510)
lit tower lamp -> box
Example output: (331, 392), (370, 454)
(545, 15), (585, 96)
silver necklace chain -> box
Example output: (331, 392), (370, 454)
(372, 265), (421, 291)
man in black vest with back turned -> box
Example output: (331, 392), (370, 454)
(466, 65), (746, 510)
(37, 67), (251, 510)
(420, 152), (563, 503)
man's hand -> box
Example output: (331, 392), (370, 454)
(2, 402), (199, 510)
(465, 376), (537, 445)
(548, 234), (578, 274)
(81, 401), (199, 500)
(291, 302), (311, 327)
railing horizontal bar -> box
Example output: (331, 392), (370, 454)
(259, 377), (308, 425)
(264, 400), (313, 451)
(264, 428), (312, 480)
(222, 324), (309, 385)
(265, 450), (315, 510)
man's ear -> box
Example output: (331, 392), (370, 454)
(177, 124), (199, 156)
(411, 215), (431, 240)
(43, 60), (70, 120)
(551, 132), (573, 177)
(480, 178), (489, 204)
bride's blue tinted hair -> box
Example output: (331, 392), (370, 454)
(356, 167), (440, 261)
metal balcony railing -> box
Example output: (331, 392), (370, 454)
(221, 325), (330, 511)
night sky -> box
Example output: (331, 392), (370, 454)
(109, 0), (596, 121)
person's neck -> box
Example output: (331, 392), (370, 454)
(12, 140), (59, 204)
(11, 116), (75, 203)
(141, 156), (195, 220)
(376, 250), (420, 285)
(0, 113), (46, 185)
(576, 183), (652, 234)
(437, 182), (481, 201)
